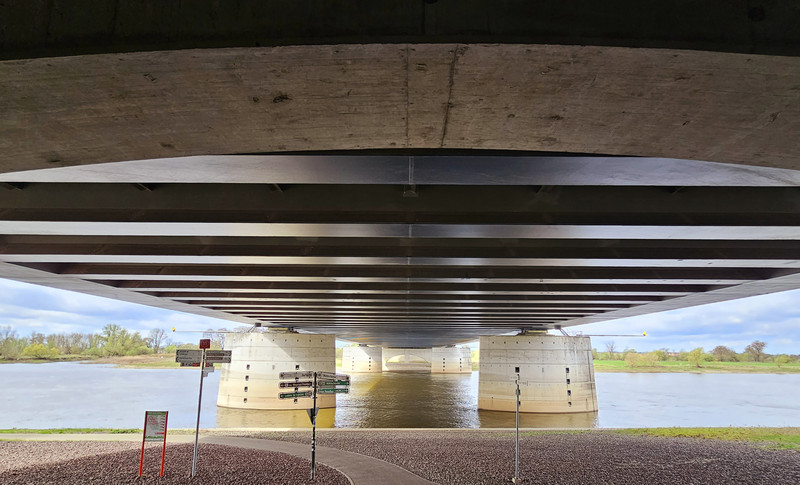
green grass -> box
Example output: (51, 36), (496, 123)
(593, 359), (800, 373)
(612, 427), (800, 450)
(0, 428), (139, 434)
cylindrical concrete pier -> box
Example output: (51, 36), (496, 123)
(431, 346), (473, 374)
(342, 345), (382, 373)
(478, 334), (597, 413)
(217, 332), (336, 410)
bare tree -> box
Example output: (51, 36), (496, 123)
(744, 340), (767, 362)
(605, 341), (617, 360)
(148, 328), (167, 353)
(711, 345), (737, 362)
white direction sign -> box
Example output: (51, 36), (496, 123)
(317, 372), (350, 382)
(176, 349), (203, 364)
(279, 371), (314, 379)
(204, 350), (232, 364)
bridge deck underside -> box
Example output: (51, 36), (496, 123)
(1, 164), (799, 347)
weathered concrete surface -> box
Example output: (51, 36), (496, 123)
(479, 335), (597, 413)
(2, 44), (800, 174)
(217, 332), (336, 410)
(342, 345), (382, 373)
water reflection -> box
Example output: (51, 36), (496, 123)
(216, 407), (337, 428)
(215, 371), (598, 429)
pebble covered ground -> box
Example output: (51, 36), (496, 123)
(0, 442), (349, 484)
(254, 430), (800, 485)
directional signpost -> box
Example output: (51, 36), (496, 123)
(277, 370), (351, 480)
(176, 340), (233, 478)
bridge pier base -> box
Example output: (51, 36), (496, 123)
(478, 334), (597, 413)
(431, 346), (473, 374)
(342, 345), (382, 373)
(217, 332), (336, 410)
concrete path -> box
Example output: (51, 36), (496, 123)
(201, 435), (435, 485)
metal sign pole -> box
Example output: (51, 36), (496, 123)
(190, 348), (206, 478)
(513, 367), (521, 484)
(311, 371), (318, 480)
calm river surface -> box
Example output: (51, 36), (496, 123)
(2, 362), (799, 429)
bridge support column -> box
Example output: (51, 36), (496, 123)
(217, 332), (336, 410)
(342, 345), (382, 373)
(478, 334), (597, 413)
(431, 346), (473, 374)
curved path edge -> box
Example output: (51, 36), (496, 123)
(200, 435), (436, 485)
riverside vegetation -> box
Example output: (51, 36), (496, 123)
(0, 324), (224, 366)
(3, 324), (798, 373)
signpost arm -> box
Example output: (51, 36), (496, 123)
(191, 349), (206, 478)
(311, 371), (317, 480)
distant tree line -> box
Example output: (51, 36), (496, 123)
(593, 340), (797, 368)
(0, 324), (170, 360)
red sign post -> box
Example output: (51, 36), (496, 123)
(139, 410), (168, 477)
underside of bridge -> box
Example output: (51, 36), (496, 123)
(2, 1), (800, 349)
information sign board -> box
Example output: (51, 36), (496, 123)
(317, 388), (350, 394)
(279, 390), (313, 399)
(318, 379), (350, 387)
(143, 411), (168, 441)
(316, 372), (350, 381)
(180, 362), (213, 368)
(176, 349), (203, 364)
(139, 410), (168, 477)
(279, 371), (314, 379)
(204, 350), (232, 363)
(279, 380), (313, 388)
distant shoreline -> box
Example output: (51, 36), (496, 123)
(3, 355), (800, 374)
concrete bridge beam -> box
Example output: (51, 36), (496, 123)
(478, 334), (597, 413)
(217, 332), (336, 410)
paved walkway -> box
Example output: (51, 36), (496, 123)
(1, 433), (434, 485)
(200, 435), (435, 485)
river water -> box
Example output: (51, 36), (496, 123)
(2, 362), (798, 429)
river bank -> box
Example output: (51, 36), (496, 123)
(4, 354), (799, 374)
(1, 429), (798, 484)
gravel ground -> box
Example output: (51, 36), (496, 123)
(252, 430), (800, 485)
(0, 442), (349, 484)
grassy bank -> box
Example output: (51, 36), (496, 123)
(612, 427), (800, 450)
(593, 359), (800, 373)
(0, 428), (139, 434)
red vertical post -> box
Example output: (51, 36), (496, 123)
(159, 411), (169, 477)
(139, 412), (147, 476)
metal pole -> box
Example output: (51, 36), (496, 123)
(311, 371), (317, 480)
(191, 349), (206, 478)
(514, 370), (520, 484)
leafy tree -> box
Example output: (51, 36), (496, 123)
(774, 355), (792, 367)
(711, 345), (737, 362)
(650, 349), (666, 362)
(745, 340), (767, 362)
(0, 326), (27, 360)
(641, 352), (661, 366)
(22, 343), (59, 359)
(624, 352), (642, 367)
(687, 347), (705, 368)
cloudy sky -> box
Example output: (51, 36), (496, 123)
(1, 278), (798, 355)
